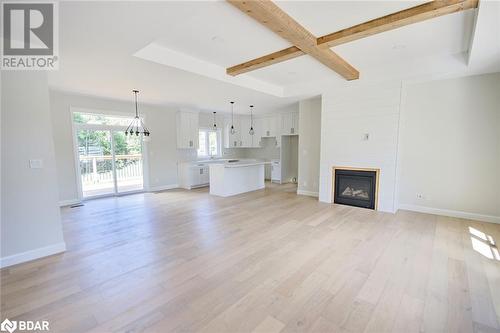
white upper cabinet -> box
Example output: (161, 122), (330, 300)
(176, 111), (199, 149)
(280, 112), (299, 135)
(224, 116), (241, 148)
(227, 116), (262, 148)
(239, 116), (253, 148)
(251, 118), (263, 147)
(260, 115), (279, 138)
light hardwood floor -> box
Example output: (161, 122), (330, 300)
(1, 183), (499, 333)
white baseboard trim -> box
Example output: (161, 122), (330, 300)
(398, 204), (500, 224)
(149, 184), (178, 192)
(0, 242), (67, 269)
(59, 199), (81, 207)
(297, 190), (319, 197)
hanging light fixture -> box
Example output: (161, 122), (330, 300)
(212, 111), (217, 130)
(125, 90), (150, 139)
(249, 105), (255, 135)
(230, 101), (236, 134)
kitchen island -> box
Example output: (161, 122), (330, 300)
(209, 160), (270, 197)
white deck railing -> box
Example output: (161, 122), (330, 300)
(80, 154), (143, 184)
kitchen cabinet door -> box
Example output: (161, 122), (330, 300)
(252, 118), (263, 147)
(224, 117), (241, 148)
(261, 117), (271, 137)
(200, 167), (209, 184)
(280, 112), (298, 135)
(269, 115), (279, 137)
(239, 116), (253, 147)
(291, 112), (299, 135)
(189, 167), (201, 186)
(176, 111), (199, 149)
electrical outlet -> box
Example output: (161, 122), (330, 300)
(29, 159), (43, 169)
(362, 133), (370, 141)
(416, 193), (425, 200)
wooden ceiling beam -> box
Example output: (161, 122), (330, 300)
(226, 0), (359, 80)
(317, 0), (479, 47)
(227, 46), (304, 76)
(227, 0), (479, 77)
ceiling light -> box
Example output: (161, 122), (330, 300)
(212, 111), (217, 131)
(230, 101), (236, 135)
(249, 105), (255, 136)
(125, 90), (150, 140)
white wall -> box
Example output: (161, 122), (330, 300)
(398, 73), (500, 222)
(319, 81), (402, 213)
(1, 72), (66, 267)
(298, 96), (321, 196)
(50, 90), (179, 202)
(280, 135), (299, 184)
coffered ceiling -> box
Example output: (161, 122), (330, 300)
(48, 1), (499, 114)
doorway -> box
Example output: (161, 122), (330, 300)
(73, 111), (145, 199)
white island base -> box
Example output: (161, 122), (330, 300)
(209, 162), (267, 197)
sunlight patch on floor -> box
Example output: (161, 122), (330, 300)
(469, 226), (500, 261)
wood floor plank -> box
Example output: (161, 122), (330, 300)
(1, 182), (499, 333)
(252, 316), (285, 333)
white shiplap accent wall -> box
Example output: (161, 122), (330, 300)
(318, 81), (402, 213)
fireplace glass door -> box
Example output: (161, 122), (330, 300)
(334, 169), (377, 209)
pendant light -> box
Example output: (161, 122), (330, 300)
(125, 90), (150, 139)
(212, 111), (217, 130)
(249, 105), (255, 136)
(230, 101), (236, 134)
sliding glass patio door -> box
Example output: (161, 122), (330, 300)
(113, 131), (143, 193)
(74, 112), (145, 199)
(77, 129), (115, 197)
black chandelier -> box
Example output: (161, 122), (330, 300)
(125, 90), (150, 137)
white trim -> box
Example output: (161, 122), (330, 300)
(297, 190), (319, 197)
(59, 199), (81, 207)
(0, 242), (67, 269)
(149, 184), (179, 192)
(82, 189), (145, 201)
(197, 127), (222, 159)
(71, 106), (144, 119)
(398, 204), (500, 224)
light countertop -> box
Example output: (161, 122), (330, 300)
(207, 159), (270, 168)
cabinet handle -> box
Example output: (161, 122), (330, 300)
(291, 128), (294, 134)
(234, 141), (237, 147)
(189, 140), (193, 147)
(200, 169), (203, 175)
(266, 130), (270, 136)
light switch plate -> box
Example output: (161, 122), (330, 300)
(29, 159), (43, 169)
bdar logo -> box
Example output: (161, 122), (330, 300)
(0, 319), (17, 333)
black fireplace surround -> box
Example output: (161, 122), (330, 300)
(334, 169), (377, 210)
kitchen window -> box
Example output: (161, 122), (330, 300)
(198, 129), (221, 158)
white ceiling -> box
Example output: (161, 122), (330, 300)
(49, 1), (498, 114)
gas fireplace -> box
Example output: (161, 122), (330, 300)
(333, 167), (379, 210)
